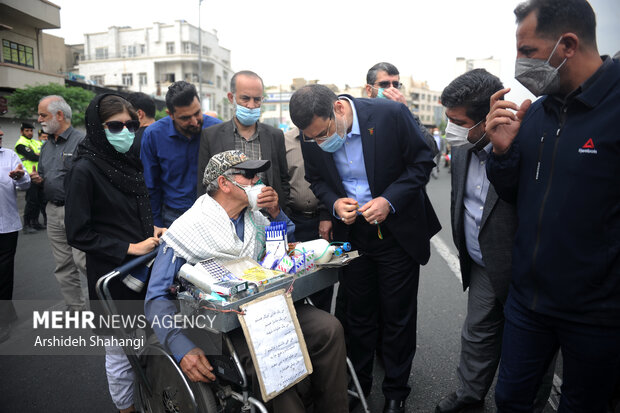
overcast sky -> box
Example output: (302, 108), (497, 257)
(45, 0), (619, 105)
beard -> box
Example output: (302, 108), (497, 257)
(176, 118), (203, 137)
(41, 117), (60, 134)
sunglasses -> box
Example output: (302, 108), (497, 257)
(375, 81), (402, 89)
(237, 170), (260, 180)
(102, 120), (140, 134)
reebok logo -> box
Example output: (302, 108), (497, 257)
(578, 138), (597, 154)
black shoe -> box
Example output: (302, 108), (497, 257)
(435, 392), (484, 413)
(31, 221), (45, 230)
(384, 398), (405, 413)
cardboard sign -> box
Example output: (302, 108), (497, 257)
(237, 289), (312, 401)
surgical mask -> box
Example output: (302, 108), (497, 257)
(445, 120), (484, 147)
(515, 37), (567, 97)
(370, 85), (386, 99)
(234, 99), (261, 126)
(105, 128), (135, 153)
(318, 114), (347, 153)
(228, 177), (265, 211)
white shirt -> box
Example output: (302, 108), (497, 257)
(0, 147), (31, 234)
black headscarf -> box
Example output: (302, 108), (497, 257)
(77, 93), (153, 238)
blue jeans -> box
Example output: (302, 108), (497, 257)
(495, 293), (620, 413)
(161, 204), (185, 228)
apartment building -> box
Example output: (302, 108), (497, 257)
(0, 0), (65, 146)
(400, 76), (444, 128)
(78, 20), (233, 117)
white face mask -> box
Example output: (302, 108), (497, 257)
(228, 176), (265, 211)
(244, 183), (265, 211)
(445, 120), (484, 147)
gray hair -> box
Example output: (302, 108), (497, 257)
(205, 169), (241, 196)
(40, 95), (72, 120)
(366, 62), (400, 85)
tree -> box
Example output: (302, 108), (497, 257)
(7, 83), (94, 126)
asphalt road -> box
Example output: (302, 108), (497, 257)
(0, 167), (557, 412)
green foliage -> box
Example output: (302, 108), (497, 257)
(155, 109), (168, 121)
(7, 83), (94, 126)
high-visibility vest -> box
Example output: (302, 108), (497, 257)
(15, 135), (42, 173)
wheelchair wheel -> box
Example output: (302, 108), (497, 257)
(138, 345), (219, 413)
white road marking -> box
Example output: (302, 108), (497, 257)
(430, 235), (462, 283)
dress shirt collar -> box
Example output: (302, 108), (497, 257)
(337, 96), (360, 137)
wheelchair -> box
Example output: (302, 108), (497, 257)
(96, 251), (370, 413)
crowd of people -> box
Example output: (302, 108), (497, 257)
(0, 0), (619, 412)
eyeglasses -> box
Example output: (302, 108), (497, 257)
(375, 81), (402, 89)
(102, 120), (140, 134)
(302, 117), (332, 143)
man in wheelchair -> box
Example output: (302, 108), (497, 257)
(145, 150), (349, 412)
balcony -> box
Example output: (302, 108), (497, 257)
(0, 62), (63, 90)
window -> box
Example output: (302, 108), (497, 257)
(90, 75), (104, 85)
(122, 73), (133, 86)
(216, 76), (222, 88)
(95, 47), (108, 60)
(264, 104), (276, 112)
(139, 73), (147, 86)
(202, 46), (211, 56)
(2, 40), (34, 68)
(183, 42), (191, 54)
(184, 73), (198, 82)
(127, 45), (137, 57)
(140, 44), (146, 55)
(166, 42), (175, 54)
(163, 73), (175, 83)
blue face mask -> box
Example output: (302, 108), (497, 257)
(235, 99), (261, 126)
(376, 88), (386, 99)
(105, 128), (135, 153)
(318, 114), (346, 153)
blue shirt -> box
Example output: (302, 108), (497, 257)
(331, 97), (394, 217)
(141, 114), (221, 226)
(332, 98), (372, 215)
(144, 208), (294, 362)
(463, 144), (492, 267)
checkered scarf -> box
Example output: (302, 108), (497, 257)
(161, 194), (268, 264)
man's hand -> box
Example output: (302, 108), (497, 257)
(257, 186), (280, 218)
(8, 164), (25, 180)
(30, 165), (43, 184)
(180, 347), (216, 383)
(381, 87), (407, 105)
(319, 220), (333, 241)
(359, 197), (390, 225)
(334, 198), (358, 225)
(485, 88), (532, 155)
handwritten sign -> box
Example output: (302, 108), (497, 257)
(238, 289), (312, 401)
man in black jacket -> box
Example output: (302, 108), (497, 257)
(290, 84), (440, 413)
(486, 0), (620, 411)
(196, 70), (290, 213)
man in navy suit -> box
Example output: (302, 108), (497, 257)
(290, 84), (441, 413)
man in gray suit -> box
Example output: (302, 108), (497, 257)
(196, 70), (290, 213)
(435, 69), (518, 413)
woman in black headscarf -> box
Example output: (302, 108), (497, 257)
(65, 93), (164, 413)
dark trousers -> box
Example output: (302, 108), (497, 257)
(341, 218), (420, 401)
(24, 183), (45, 225)
(0, 231), (18, 326)
(290, 210), (334, 313)
(495, 293), (620, 413)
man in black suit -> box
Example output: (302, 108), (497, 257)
(290, 84), (441, 413)
(196, 70), (290, 213)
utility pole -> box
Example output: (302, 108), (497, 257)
(198, 0), (204, 110)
